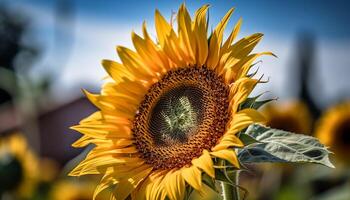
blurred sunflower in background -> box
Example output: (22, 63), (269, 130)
(50, 178), (102, 200)
(70, 4), (273, 199)
(263, 101), (312, 134)
(315, 101), (350, 165)
(0, 133), (38, 198)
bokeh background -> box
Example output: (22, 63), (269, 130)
(0, 0), (349, 199)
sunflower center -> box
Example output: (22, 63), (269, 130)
(133, 66), (230, 170)
(149, 85), (203, 145)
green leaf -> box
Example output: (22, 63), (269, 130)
(238, 132), (259, 146)
(214, 159), (240, 184)
(184, 185), (194, 200)
(202, 173), (217, 192)
(239, 94), (276, 110)
(238, 124), (335, 168)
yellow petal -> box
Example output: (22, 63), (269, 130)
(132, 31), (166, 74)
(100, 81), (143, 104)
(164, 31), (186, 67)
(72, 134), (120, 148)
(177, 4), (196, 65)
(228, 33), (264, 60)
(229, 78), (259, 111)
(72, 135), (94, 147)
(142, 22), (171, 71)
(191, 150), (215, 178)
(83, 88), (141, 119)
(70, 123), (132, 139)
(108, 164), (151, 181)
(217, 18), (242, 74)
(210, 149), (240, 168)
(181, 165), (202, 190)
(101, 60), (134, 82)
(116, 46), (155, 79)
(133, 171), (167, 200)
(69, 151), (141, 176)
(206, 32), (220, 69)
(214, 7), (235, 45)
(221, 33), (266, 83)
(112, 166), (153, 200)
(206, 8), (235, 69)
(155, 9), (172, 48)
(193, 4), (209, 66)
(212, 109), (264, 151)
(230, 108), (266, 133)
(113, 79), (148, 100)
(154, 10), (185, 66)
(164, 170), (186, 200)
(148, 175), (167, 200)
(236, 52), (275, 79)
(93, 168), (118, 200)
(80, 111), (103, 123)
(212, 134), (244, 151)
(222, 18), (242, 54)
(88, 146), (138, 157)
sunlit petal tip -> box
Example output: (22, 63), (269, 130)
(116, 45), (125, 54)
(179, 2), (186, 9)
(203, 4), (210, 8)
(254, 32), (264, 37)
(195, 4), (210, 18)
(131, 30), (137, 38)
(69, 125), (80, 132)
(82, 89), (95, 100)
(227, 7), (235, 15)
(101, 59), (112, 72)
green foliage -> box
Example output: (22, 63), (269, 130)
(239, 94), (276, 110)
(238, 124), (335, 168)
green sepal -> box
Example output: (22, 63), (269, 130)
(202, 173), (217, 192)
(239, 93), (276, 110)
(238, 131), (260, 146)
(246, 63), (260, 78)
(214, 159), (240, 184)
(184, 184), (194, 200)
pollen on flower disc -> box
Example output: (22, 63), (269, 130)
(133, 66), (230, 170)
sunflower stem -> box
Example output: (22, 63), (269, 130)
(222, 171), (240, 200)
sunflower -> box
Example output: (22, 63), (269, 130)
(0, 133), (39, 198)
(70, 4), (273, 200)
(50, 179), (106, 200)
(315, 101), (350, 164)
(262, 100), (312, 134)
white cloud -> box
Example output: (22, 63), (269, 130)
(56, 18), (156, 91)
(11, 2), (350, 106)
(56, 20), (350, 106)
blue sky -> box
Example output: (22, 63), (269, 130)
(5, 0), (350, 107)
(20, 0), (350, 38)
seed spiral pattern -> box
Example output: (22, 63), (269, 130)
(133, 66), (230, 170)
